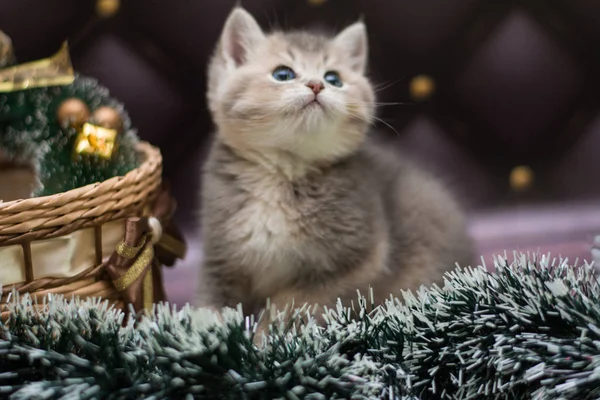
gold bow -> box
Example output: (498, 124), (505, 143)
(104, 184), (186, 313)
(0, 32), (75, 93)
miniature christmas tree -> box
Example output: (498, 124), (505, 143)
(0, 31), (139, 197)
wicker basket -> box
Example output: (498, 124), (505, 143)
(0, 141), (168, 317)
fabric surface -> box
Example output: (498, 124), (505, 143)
(0, 220), (125, 285)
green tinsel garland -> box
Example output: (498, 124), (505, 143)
(1, 253), (599, 399)
(0, 75), (140, 197)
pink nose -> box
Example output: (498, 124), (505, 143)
(306, 80), (324, 95)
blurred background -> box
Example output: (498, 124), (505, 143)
(1, 0), (599, 306)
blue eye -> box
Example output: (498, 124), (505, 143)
(324, 71), (343, 88)
(272, 66), (296, 81)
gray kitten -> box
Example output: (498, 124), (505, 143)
(198, 7), (472, 326)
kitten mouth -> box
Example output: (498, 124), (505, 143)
(302, 98), (323, 111)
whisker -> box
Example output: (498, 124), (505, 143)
(346, 102), (411, 107)
(344, 111), (400, 137)
(372, 78), (406, 93)
(312, 101), (401, 137)
(370, 115), (400, 137)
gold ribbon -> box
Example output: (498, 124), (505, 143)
(0, 37), (75, 93)
(111, 235), (155, 311)
(104, 184), (186, 314)
(112, 237), (153, 291)
(116, 238), (145, 260)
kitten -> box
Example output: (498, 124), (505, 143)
(198, 7), (473, 327)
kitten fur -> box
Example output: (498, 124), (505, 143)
(198, 8), (473, 321)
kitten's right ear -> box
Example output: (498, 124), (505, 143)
(219, 7), (265, 67)
(333, 21), (368, 74)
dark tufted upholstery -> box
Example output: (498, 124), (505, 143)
(2, 0), (599, 306)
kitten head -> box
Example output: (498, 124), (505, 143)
(207, 7), (374, 164)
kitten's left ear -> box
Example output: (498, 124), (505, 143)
(333, 22), (368, 74)
(219, 7), (266, 67)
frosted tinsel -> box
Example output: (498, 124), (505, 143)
(0, 75), (139, 197)
(1, 252), (599, 399)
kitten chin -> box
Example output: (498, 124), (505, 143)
(198, 7), (473, 335)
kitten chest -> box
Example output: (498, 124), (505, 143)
(224, 172), (305, 270)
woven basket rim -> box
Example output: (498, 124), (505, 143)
(0, 141), (159, 212)
(0, 140), (162, 244)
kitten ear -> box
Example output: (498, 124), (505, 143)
(219, 7), (265, 67)
(333, 22), (368, 74)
